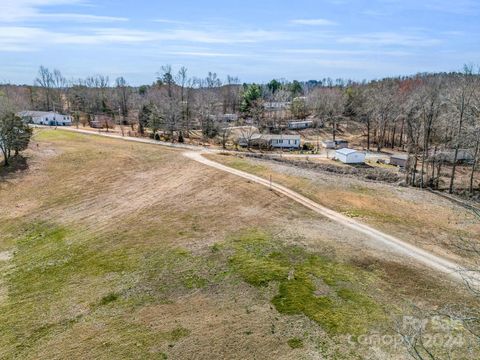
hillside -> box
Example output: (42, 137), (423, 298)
(0, 130), (478, 359)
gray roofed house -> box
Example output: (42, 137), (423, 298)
(18, 111), (72, 126)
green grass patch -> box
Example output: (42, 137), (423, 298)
(287, 338), (304, 349)
(162, 327), (191, 342)
(100, 292), (120, 305)
(228, 229), (384, 335)
(33, 128), (87, 142)
(221, 157), (268, 173)
(342, 208), (403, 224)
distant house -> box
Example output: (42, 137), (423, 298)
(322, 139), (349, 149)
(265, 134), (301, 149)
(390, 154), (408, 167)
(264, 101), (291, 110)
(18, 111), (72, 126)
(238, 134), (301, 149)
(221, 113), (238, 122)
(435, 149), (474, 164)
(288, 120), (313, 130)
(335, 148), (366, 164)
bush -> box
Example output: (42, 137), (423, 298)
(302, 143), (315, 151)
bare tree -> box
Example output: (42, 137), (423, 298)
(313, 88), (344, 142)
(418, 76), (444, 188)
(448, 66), (479, 194)
(115, 77), (131, 128)
(176, 66), (193, 138)
(34, 66), (54, 110)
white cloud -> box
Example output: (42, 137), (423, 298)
(284, 48), (412, 56)
(164, 51), (245, 58)
(0, 0), (127, 23)
(290, 18), (337, 26)
(337, 32), (441, 47)
(0, 26), (286, 52)
(153, 19), (188, 25)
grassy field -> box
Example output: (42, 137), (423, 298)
(0, 129), (477, 359)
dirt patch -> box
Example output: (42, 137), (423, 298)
(0, 251), (12, 261)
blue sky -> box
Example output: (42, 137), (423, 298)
(0, 0), (479, 85)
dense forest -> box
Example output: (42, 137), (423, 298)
(1, 65), (479, 196)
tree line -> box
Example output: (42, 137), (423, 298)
(1, 65), (479, 194)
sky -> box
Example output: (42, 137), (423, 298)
(0, 0), (479, 85)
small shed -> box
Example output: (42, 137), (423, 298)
(335, 139), (349, 149)
(322, 140), (336, 149)
(390, 154), (408, 167)
(322, 139), (349, 149)
(335, 148), (365, 164)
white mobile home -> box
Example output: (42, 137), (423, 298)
(288, 120), (313, 130)
(238, 134), (301, 149)
(18, 111), (72, 126)
(335, 148), (365, 164)
(264, 134), (301, 149)
(264, 101), (291, 110)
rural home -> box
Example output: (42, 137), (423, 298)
(265, 134), (301, 149)
(390, 154), (408, 167)
(238, 134), (301, 149)
(221, 114), (238, 122)
(335, 148), (366, 164)
(435, 149), (475, 164)
(264, 101), (291, 110)
(288, 120), (313, 130)
(18, 111), (72, 126)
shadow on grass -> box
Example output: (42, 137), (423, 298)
(0, 155), (28, 180)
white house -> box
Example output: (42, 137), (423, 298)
(18, 111), (72, 126)
(335, 148), (366, 164)
(238, 134), (301, 149)
(288, 120), (313, 130)
(264, 101), (291, 110)
(264, 134), (301, 149)
(221, 113), (238, 122)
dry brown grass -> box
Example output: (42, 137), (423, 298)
(0, 129), (477, 359)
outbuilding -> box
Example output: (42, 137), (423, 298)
(335, 139), (349, 149)
(322, 140), (336, 149)
(322, 139), (349, 149)
(335, 148), (366, 164)
(390, 154), (408, 167)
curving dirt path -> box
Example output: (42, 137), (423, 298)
(51, 127), (476, 284)
(184, 151), (476, 284)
